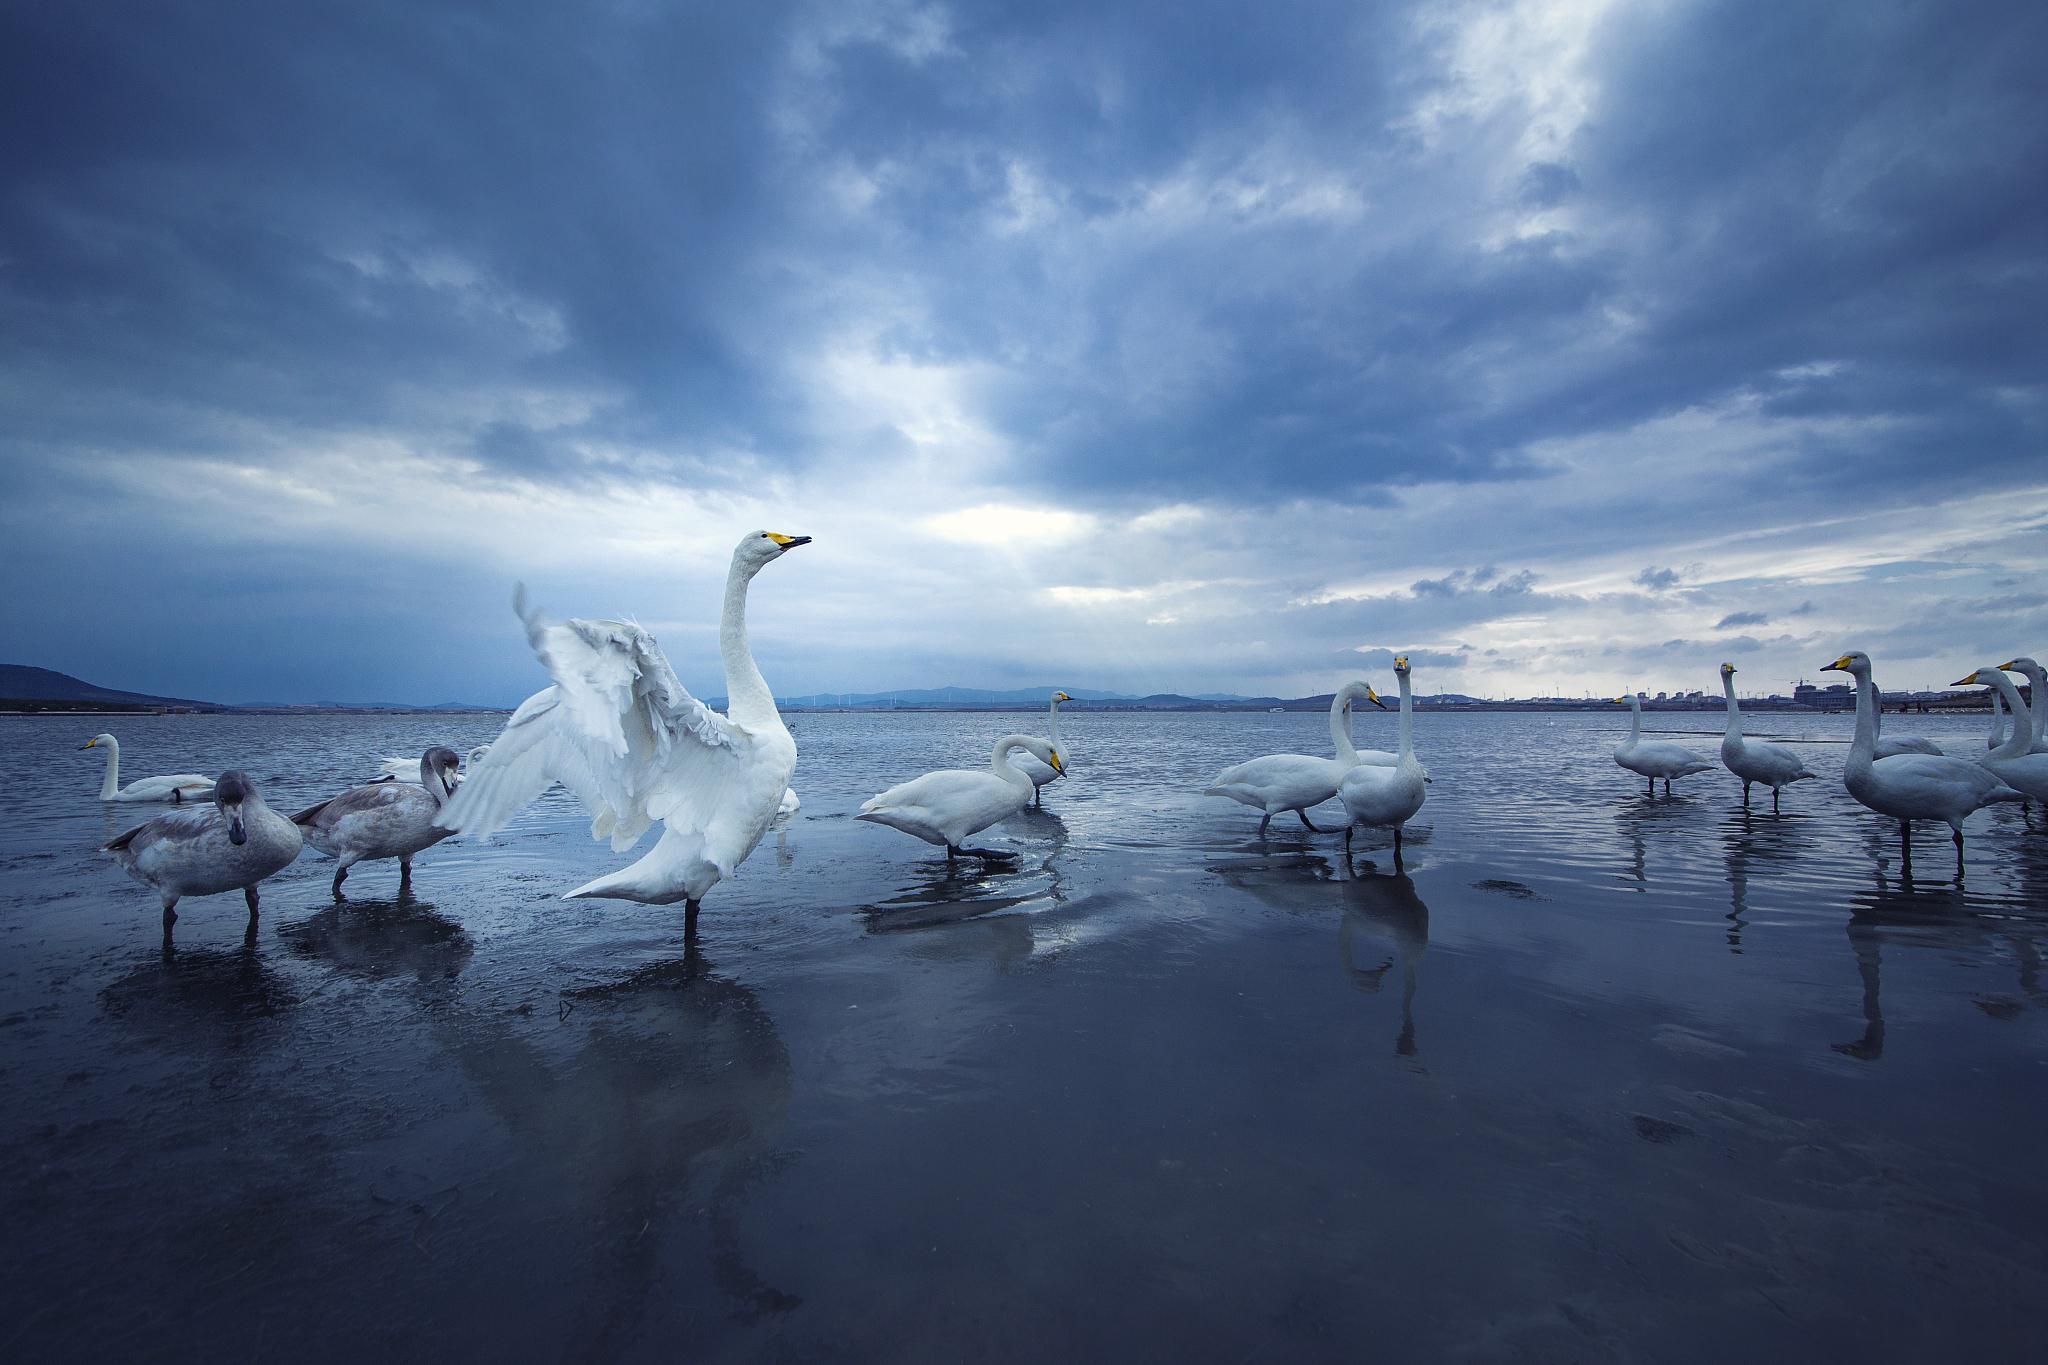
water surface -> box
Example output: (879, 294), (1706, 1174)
(3, 707), (2044, 1361)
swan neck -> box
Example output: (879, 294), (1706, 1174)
(99, 739), (119, 799)
(1848, 670), (1878, 766)
(1396, 674), (1414, 762)
(1722, 674), (1743, 739)
(991, 737), (1034, 790)
(1985, 672), (2033, 758)
(1049, 696), (1062, 748)
(1626, 696), (1641, 745)
(2028, 668), (2047, 743)
(719, 560), (776, 724)
(1329, 686), (1361, 764)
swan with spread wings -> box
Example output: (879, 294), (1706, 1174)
(437, 530), (809, 934)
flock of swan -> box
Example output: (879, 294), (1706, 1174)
(83, 530), (2045, 935)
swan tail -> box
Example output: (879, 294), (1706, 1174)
(563, 826), (721, 904)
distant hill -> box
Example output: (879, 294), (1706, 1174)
(0, 664), (225, 712)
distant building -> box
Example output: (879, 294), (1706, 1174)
(1792, 681), (1854, 710)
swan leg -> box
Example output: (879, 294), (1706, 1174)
(398, 855), (414, 891)
(1645, 776), (1654, 795)
(1899, 820), (1912, 873)
(684, 898), (701, 940)
(1257, 813), (1271, 837)
(1033, 788), (1041, 808)
(245, 884), (260, 920)
(1297, 811), (1326, 833)
(1953, 826), (1966, 880)
(1344, 825), (1354, 852)
(332, 864), (349, 899)
(1663, 778), (1672, 795)
(1772, 787), (1780, 815)
(1742, 781), (1751, 805)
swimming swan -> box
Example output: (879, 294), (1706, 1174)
(1207, 682), (1386, 834)
(296, 746), (463, 897)
(1953, 667), (2048, 807)
(81, 733), (214, 803)
(1011, 691), (1072, 804)
(436, 530), (810, 935)
(1610, 693), (1715, 793)
(858, 734), (1063, 860)
(1339, 656), (1428, 861)
(1718, 663), (1814, 812)
(105, 771), (303, 933)
(1826, 651), (2021, 875)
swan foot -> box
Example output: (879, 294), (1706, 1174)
(956, 845), (1018, 862)
(1297, 812), (1327, 833)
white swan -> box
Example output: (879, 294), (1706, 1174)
(1717, 663), (1814, 811)
(1872, 701), (1942, 759)
(1011, 691), (1072, 804)
(1206, 681), (1385, 834)
(777, 787), (801, 818)
(1986, 689), (2009, 751)
(1999, 656), (2048, 754)
(1954, 667), (2048, 806)
(105, 771), (303, 933)
(375, 744), (490, 781)
(437, 530), (810, 934)
(1610, 693), (1715, 793)
(296, 746), (463, 897)
(858, 734), (1062, 860)
(80, 733), (214, 803)
(1826, 651), (2021, 874)
(1339, 656), (1427, 860)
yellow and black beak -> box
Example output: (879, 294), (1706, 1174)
(1610, 696), (1628, 704)
(1049, 749), (1065, 774)
(1367, 685), (1386, 709)
(1998, 659), (2019, 671)
(1720, 662), (1735, 674)
(765, 532), (812, 549)
(1822, 654), (1853, 672)
(79, 739), (96, 750)
(1054, 691), (1072, 703)
(1952, 671), (1984, 687)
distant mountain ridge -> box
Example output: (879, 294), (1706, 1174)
(0, 664), (224, 711)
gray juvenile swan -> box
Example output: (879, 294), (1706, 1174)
(105, 771), (303, 933)
(295, 746), (463, 897)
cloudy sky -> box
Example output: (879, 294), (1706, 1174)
(3, 0), (2043, 705)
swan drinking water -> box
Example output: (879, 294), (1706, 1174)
(1206, 682), (1386, 834)
(1826, 651), (2021, 876)
(80, 733), (214, 803)
(105, 771), (303, 934)
(436, 530), (810, 936)
(1339, 656), (1428, 861)
(296, 746), (464, 897)
(1610, 693), (1715, 794)
(858, 734), (1063, 860)
(1717, 663), (1814, 812)
(1011, 692), (1072, 805)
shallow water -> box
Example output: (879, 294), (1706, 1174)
(3, 707), (2045, 1362)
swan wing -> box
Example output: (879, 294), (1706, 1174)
(439, 594), (756, 852)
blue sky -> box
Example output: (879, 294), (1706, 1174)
(2, 0), (2043, 705)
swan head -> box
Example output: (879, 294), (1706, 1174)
(80, 732), (116, 751)
(1823, 651), (1870, 676)
(1017, 737), (1063, 774)
(736, 529), (812, 574)
(1053, 691), (1072, 704)
(2000, 656), (2040, 675)
(1953, 668), (2009, 689)
(214, 770), (256, 844)
(467, 744), (491, 767)
(1339, 683), (1386, 713)
(1393, 655), (1410, 678)
(423, 746), (463, 800)
(1720, 661), (1736, 677)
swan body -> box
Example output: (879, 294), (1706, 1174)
(1207, 681), (1385, 833)
(1340, 656), (1427, 859)
(1827, 651), (2020, 872)
(1954, 667), (2048, 804)
(1011, 692), (1072, 803)
(81, 733), (214, 803)
(376, 744), (490, 781)
(777, 787), (801, 817)
(1610, 693), (1715, 791)
(105, 771), (303, 929)
(436, 530), (810, 926)
(1986, 690), (2009, 751)
(1998, 656), (2048, 754)
(296, 746), (462, 896)
(859, 735), (1062, 857)
(1717, 663), (1814, 811)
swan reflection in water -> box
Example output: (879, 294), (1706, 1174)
(1720, 808), (1811, 955)
(435, 938), (799, 1346)
(861, 808), (1068, 945)
(278, 893), (475, 986)
(1338, 857), (1431, 1057)
(99, 934), (297, 1040)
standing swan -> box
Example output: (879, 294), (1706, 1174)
(1610, 693), (1715, 794)
(1998, 657), (2048, 754)
(105, 771), (303, 936)
(1718, 663), (1814, 812)
(295, 746), (463, 897)
(1339, 656), (1428, 862)
(1953, 667), (2048, 808)
(1012, 692), (1072, 805)
(858, 735), (1063, 860)
(1206, 682), (1385, 834)
(1826, 652), (2021, 876)
(80, 734), (214, 803)
(436, 530), (810, 936)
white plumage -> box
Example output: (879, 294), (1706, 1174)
(858, 734), (1062, 858)
(1206, 681), (1386, 834)
(1827, 651), (2021, 872)
(1339, 656), (1428, 859)
(435, 530), (809, 925)
(1998, 656), (2048, 754)
(1717, 663), (1814, 811)
(1011, 691), (1072, 803)
(1955, 666), (2048, 805)
(81, 733), (214, 803)
(376, 744), (490, 781)
(1610, 692), (1715, 792)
